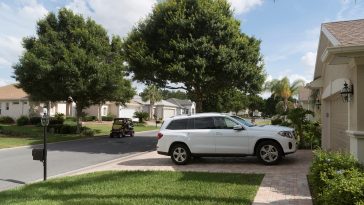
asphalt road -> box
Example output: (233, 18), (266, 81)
(0, 130), (158, 191)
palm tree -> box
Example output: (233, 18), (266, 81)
(140, 85), (163, 119)
(265, 77), (305, 112)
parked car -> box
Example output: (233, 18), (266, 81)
(156, 113), (296, 165)
(110, 118), (135, 138)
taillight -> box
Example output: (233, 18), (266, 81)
(157, 132), (163, 140)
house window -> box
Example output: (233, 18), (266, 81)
(23, 101), (28, 105)
(13, 101), (19, 105)
(6, 102), (9, 110)
(185, 109), (189, 114)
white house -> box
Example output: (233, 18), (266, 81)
(0, 84), (73, 119)
(166, 98), (196, 115)
(309, 19), (364, 163)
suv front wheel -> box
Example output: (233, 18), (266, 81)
(170, 144), (191, 165)
(257, 141), (283, 165)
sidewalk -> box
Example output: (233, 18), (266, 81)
(69, 150), (313, 205)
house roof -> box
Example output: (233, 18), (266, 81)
(166, 98), (193, 107)
(0, 84), (28, 100)
(133, 96), (179, 107)
(323, 19), (364, 46)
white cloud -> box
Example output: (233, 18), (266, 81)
(0, 0), (48, 82)
(67, 0), (156, 36)
(336, 0), (364, 21)
(228, 0), (263, 15)
(301, 51), (316, 73)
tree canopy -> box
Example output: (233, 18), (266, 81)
(123, 0), (265, 112)
(265, 77), (304, 112)
(13, 8), (135, 128)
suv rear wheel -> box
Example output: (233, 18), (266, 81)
(257, 141), (282, 165)
(170, 144), (191, 165)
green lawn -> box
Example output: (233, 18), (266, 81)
(0, 171), (263, 205)
(0, 123), (157, 149)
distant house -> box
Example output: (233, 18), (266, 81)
(309, 19), (364, 163)
(86, 96), (196, 121)
(0, 84), (73, 119)
(298, 86), (312, 111)
(166, 98), (196, 115)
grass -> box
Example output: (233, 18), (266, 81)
(0, 171), (263, 205)
(0, 123), (157, 149)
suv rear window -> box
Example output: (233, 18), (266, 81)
(194, 117), (215, 129)
(166, 119), (188, 130)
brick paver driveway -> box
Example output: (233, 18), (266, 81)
(73, 150), (313, 205)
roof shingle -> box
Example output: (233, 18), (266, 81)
(323, 19), (364, 46)
(0, 84), (28, 100)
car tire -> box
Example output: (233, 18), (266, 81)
(170, 144), (191, 165)
(109, 133), (114, 138)
(130, 132), (134, 137)
(256, 141), (283, 165)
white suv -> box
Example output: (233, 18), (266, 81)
(156, 113), (297, 165)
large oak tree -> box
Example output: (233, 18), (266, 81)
(123, 0), (265, 112)
(14, 8), (135, 131)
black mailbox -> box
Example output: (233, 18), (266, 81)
(32, 148), (44, 161)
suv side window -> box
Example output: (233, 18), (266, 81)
(224, 117), (239, 129)
(194, 117), (215, 129)
(214, 117), (239, 129)
(166, 119), (188, 130)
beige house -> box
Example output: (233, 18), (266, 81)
(309, 19), (364, 163)
(0, 84), (73, 119)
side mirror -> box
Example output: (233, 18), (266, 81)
(233, 125), (244, 130)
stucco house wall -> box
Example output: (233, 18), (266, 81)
(309, 19), (364, 163)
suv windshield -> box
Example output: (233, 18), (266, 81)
(230, 116), (255, 127)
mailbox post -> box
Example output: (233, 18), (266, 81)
(40, 113), (49, 181)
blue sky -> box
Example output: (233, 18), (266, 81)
(1, 0), (364, 95)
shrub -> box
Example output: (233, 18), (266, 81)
(301, 121), (321, 149)
(80, 127), (95, 137)
(320, 168), (364, 205)
(48, 118), (63, 125)
(82, 115), (97, 122)
(65, 116), (77, 122)
(0, 116), (15, 124)
(48, 124), (77, 134)
(102, 115), (114, 121)
(309, 150), (364, 205)
(16, 116), (29, 126)
(134, 111), (149, 123)
(271, 118), (282, 125)
(29, 117), (41, 125)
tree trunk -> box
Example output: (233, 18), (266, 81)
(98, 103), (102, 122)
(76, 105), (83, 134)
(196, 99), (203, 113)
(149, 102), (154, 120)
(46, 101), (51, 116)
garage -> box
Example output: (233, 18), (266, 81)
(163, 108), (176, 119)
(119, 108), (136, 119)
(330, 94), (349, 152)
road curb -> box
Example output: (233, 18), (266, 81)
(31, 150), (154, 183)
(0, 130), (158, 151)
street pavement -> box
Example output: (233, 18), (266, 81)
(0, 130), (158, 191)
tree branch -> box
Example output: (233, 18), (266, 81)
(164, 85), (187, 90)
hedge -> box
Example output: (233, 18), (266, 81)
(309, 150), (364, 205)
(0, 116), (15, 124)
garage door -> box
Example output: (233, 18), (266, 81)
(119, 108), (136, 119)
(330, 95), (349, 152)
(163, 108), (176, 119)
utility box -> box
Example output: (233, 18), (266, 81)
(32, 148), (44, 161)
